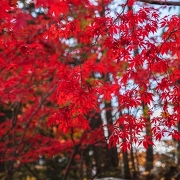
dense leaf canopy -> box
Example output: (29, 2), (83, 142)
(0, 0), (180, 175)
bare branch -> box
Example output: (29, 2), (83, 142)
(137, 0), (180, 6)
(24, 164), (41, 180)
(62, 143), (81, 180)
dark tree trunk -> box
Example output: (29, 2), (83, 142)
(5, 161), (14, 180)
(176, 68), (180, 165)
(142, 103), (154, 171)
(177, 122), (180, 164)
(105, 101), (119, 168)
(0, 105), (13, 180)
(130, 144), (137, 178)
(123, 151), (131, 179)
(90, 111), (105, 178)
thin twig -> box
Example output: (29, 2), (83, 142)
(137, 0), (180, 6)
(62, 143), (81, 180)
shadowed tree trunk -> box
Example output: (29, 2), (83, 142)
(89, 104), (120, 178)
(130, 144), (137, 178)
(142, 102), (154, 171)
(176, 65), (180, 165)
(105, 101), (119, 168)
(177, 122), (180, 164)
(89, 111), (107, 178)
(123, 151), (131, 179)
(5, 161), (14, 180)
(0, 105), (13, 180)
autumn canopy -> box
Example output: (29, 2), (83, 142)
(1, 0), (180, 179)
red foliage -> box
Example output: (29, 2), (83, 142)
(0, 0), (180, 166)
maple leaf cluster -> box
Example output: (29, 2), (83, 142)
(0, 0), (180, 165)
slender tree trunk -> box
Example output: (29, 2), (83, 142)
(90, 107), (119, 178)
(135, 148), (140, 173)
(0, 161), (5, 176)
(105, 101), (119, 168)
(90, 111), (104, 178)
(176, 66), (180, 165)
(177, 122), (180, 164)
(0, 106), (13, 180)
(123, 151), (131, 179)
(130, 144), (137, 178)
(5, 161), (14, 180)
(142, 103), (154, 171)
(63, 144), (81, 180)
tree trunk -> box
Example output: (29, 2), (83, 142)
(5, 161), (14, 180)
(130, 144), (137, 178)
(142, 103), (154, 171)
(0, 105), (13, 180)
(90, 111), (105, 178)
(177, 122), (180, 164)
(105, 101), (119, 168)
(176, 66), (180, 165)
(123, 151), (131, 179)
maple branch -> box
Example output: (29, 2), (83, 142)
(17, 84), (57, 146)
(12, 101), (21, 127)
(63, 143), (81, 180)
(24, 164), (41, 180)
(137, 0), (180, 6)
(63, 130), (90, 180)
